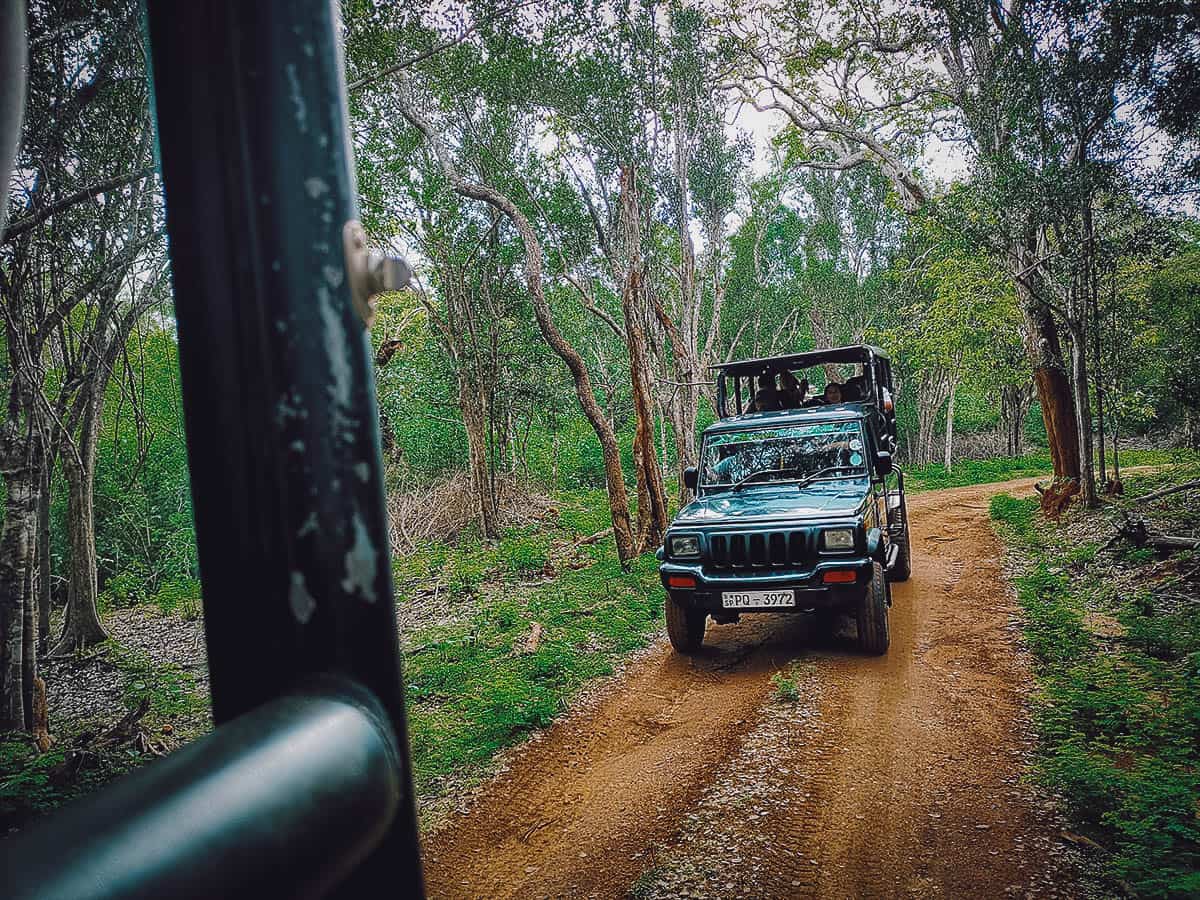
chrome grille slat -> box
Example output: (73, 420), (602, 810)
(705, 528), (811, 570)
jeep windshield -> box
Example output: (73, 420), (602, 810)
(700, 420), (868, 490)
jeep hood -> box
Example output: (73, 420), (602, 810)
(673, 477), (870, 526)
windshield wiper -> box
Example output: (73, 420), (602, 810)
(730, 466), (803, 491)
(794, 465), (861, 490)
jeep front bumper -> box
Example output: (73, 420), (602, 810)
(658, 557), (874, 613)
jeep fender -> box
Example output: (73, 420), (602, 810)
(866, 527), (884, 560)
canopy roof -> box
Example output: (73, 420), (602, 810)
(712, 345), (889, 378)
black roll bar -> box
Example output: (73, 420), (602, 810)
(0, 1), (425, 895)
(1, 679), (402, 900)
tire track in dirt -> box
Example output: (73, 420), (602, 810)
(421, 478), (1087, 899)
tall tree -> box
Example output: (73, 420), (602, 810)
(1, 0), (161, 726)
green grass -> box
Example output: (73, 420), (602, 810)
(105, 642), (208, 724)
(0, 736), (142, 832)
(396, 489), (666, 806)
(991, 469), (1200, 898)
(0, 637), (210, 833)
(906, 447), (1199, 493)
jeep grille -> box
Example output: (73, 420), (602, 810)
(707, 529), (813, 569)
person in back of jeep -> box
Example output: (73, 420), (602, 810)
(779, 370), (805, 408)
(753, 373), (781, 411)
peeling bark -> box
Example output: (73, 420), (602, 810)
(619, 167), (668, 550)
(0, 470), (36, 730)
(1010, 237), (1080, 493)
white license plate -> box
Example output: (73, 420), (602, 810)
(721, 589), (795, 609)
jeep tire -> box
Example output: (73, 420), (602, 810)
(887, 490), (912, 583)
(856, 561), (890, 655)
(665, 595), (706, 653)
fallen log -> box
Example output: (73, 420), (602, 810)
(1106, 510), (1200, 553)
(1132, 478), (1200, 504)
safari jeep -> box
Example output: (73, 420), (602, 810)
(657, 346), (911, 655)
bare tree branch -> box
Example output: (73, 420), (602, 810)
(1, 167), (156, 245)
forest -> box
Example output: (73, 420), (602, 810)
(2, 0), (1199, 896)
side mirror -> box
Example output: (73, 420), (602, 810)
(683, 467), (699, 490)
(875, 450), (893, 476)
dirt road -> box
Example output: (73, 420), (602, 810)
(422, 479), (1087, 898)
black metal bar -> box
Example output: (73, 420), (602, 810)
(0, 679), (401, 900)
(0, 0), (25, 236)
(140, 0), (423, 893)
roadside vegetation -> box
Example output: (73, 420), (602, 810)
(393, 489), (664, 811)
(904, 448), (1198, 495)
(992, 466), (1200, 897)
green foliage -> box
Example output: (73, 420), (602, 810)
(991, 474), (1200, 896)
(498, 530), (550, 575)
(770, 670), (800, 702)
(89, 328), (197, 606)
(106, 642), (206, 721)
(150, 577), (203, 621)
(389, 487), (665, 803)
(905, 449), (1200, 494)
(0, 740), (68, 826)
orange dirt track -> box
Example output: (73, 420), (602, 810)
(421, 479), (1086, 899)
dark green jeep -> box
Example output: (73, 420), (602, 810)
(657, 346), (911, 655)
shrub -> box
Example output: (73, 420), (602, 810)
(499, 532), (549, 575)
(771, 670), (800, 702)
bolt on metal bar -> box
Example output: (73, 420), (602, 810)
(138, 0), (424, 893)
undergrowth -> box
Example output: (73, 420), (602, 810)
(906, 448), (1197, 494)
(0, 640), (208, 833)
(991, 466), (1200, 898)
(393, 488), (665, 808)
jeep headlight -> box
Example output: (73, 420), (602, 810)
(669, 534), (701, 558)
(822, 528), (855, 551)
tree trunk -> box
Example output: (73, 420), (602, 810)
(1011, 243), (1075, 475)
(21, 549), (35, 731)
(0, 468), (37, 731)
(1069, 200), (1099, 507)
(52, 370), (111, 656)
(53, 451), (109, 654)
(659, 119), (703, 504)
(999, 382), (1032, 457)
(1010, 236), (1080, 504)
(619, 166), (668, 551)
(1112, 420), (1121, 485)
(1068, 320), (1097, 507)
(459, 374), (499, 539)
(943, 378), (958, 471)
(36, 464), (52, 654)
(1186, 410), (1200, 452)
(914, 368), (952, 467)
(1092, 276), (1107, 486)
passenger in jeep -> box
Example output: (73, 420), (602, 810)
(779, 370), (805, 408)
(753, 373), (781, 411)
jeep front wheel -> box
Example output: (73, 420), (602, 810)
(665, 595), (706, 653)
(855, 561), (890, 655)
